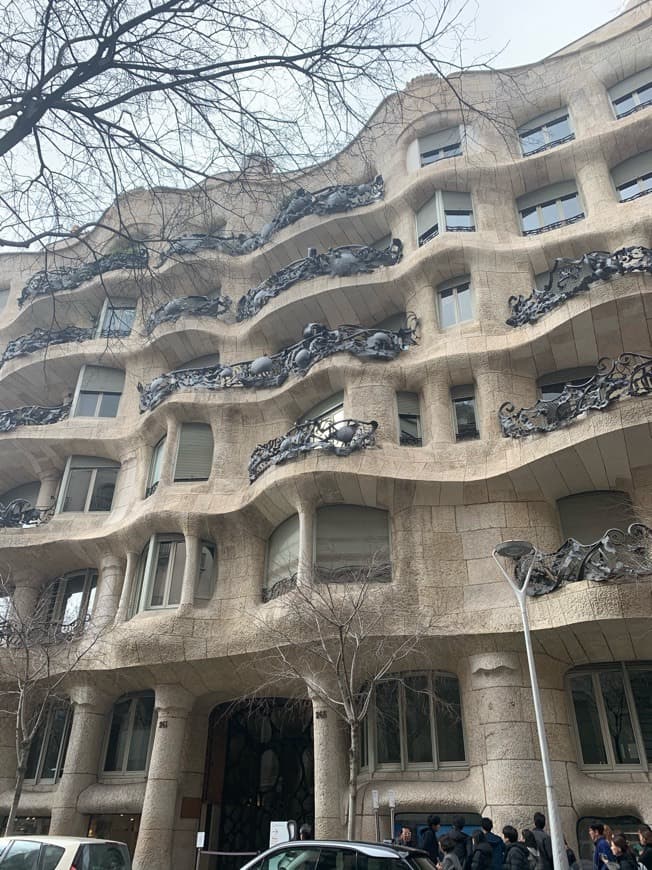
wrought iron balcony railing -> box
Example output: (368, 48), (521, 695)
(522, 212), (584, 237)
(236, 240), (403, 321)
(138, 317), (418, 412)
(145, 293), (232, 333)
(160, 176), (385, 261)
(0, 500), (52, 529)
(506, 245), (652, 327)
(262, 573), (298, 602)
(512, 523), (652, 595)
(249, 418), (378, 482)
(19, 248), (148, 306)
(1, 326), (95, 367)
(0, 402), (71, 433)
(499, 352), (652, 438)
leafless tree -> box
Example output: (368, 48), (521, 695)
(250, 562), (440, 840)
(0, 0), (491, 253)
(0, 575), (103, 835)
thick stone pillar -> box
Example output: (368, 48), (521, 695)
(50, 684), (112, 836)
(421, 376), (455, 443)
(310, 694), (346, 839)
(93, 554), (125, 628)
(114, 550), (139, 624)
(346, 383), (398, 445)
(179, 534), (200, 612)
(159, 415), (179, 487)
(36, 473), (60, 512)
(132, 685), (194, 870)
(297, 502), (315, 584)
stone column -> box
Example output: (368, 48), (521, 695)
(159, 415), (180, 487)
(49, 684), (112, 836)
(310, 694), (346, 839)
(114, 550), (139, 624)
(297, 501), (315, 584)
(36, 473), (60, 512)
(421, 376), (455, 443)
(346, 382), (399, 445)
(93, 553), (125, 628)
(11, 578), (40, 622)
(178, 533), (200, 612)
(132, 685), (194, 870)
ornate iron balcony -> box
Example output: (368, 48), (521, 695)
(249, 418), (378, 482)
(512, 523), (652, 595)
(0, 402), (71, 433)
(499, 352), (652, 438)
(1, 326), (95, 367)
(145, 293), (232, 333)
(507, 245), (652, 327)
(138, 316), (418, 412)
(160, 176), (384, 261)
(19, 248), (148, 306)
(262, 574), (298, 602)
(0, 499), (52, 529)
(236, 240), (403, 321)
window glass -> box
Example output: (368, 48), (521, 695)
(539, 199), (559, 226)
(599, 671), (640, 764)
(150, 542), (172, 607)
(445, 210), (473, 230)
(88, 468), (117, 511)
(628, 670), (652, 762)
(520, 207), (539, 233)
(438, 288), (457, 328)
(41, 846), (65, 870)
(639, 82), (652, 104)
(614, 93), (636, 116)
(570, 674), (608, 765)
(315, 506), (390, 575)
(147, 437), (166, 496)
(0, 840), (41, 870)
(547, 116), (571, 141)
(60, 574), (86, 629)
(434, 674), (465, 762)
(560, 193), (581, 219)
(375, 680), (401, 764)
(101, 306), (135, 338)
(98, 393), (121, 417)
(63, 468), (93, 511)
(76, 843), (130, 870)
(405, 675), (433, 763)
(456, 285), (473, 322)
(104, 694), (154, 775)
(521, 128), (546, 154)
(167, 544), (185, 605)
(76, 393), (101, 417)
(453, 395), (478, 440)
(40, 705), (71, 780)
(126, 695), (155, 771)
(104, 699), (131, 772)
(195, 544), (216, 600)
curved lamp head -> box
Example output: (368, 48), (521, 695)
(493, 540), (535, 560)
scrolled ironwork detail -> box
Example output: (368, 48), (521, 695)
(249, 417), (378, 482)
(1, 326), (95, 367)
(0, 499), (52, 529)
(236, 239), (403, 321)
(506, 246), (652, 327)
(262, 573), (298, 602)
(19, 248), (148, 306)
(145, 293), (232, 334)
(160, 176), (385, 261)
(499, 352), (652, 438)
(138, 316), (418, 412)
(513, 523), (652, 595)
(0, 402), (72, 433)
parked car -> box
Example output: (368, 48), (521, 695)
(0, 836), (131, 870)
(240, 840), (437, 870)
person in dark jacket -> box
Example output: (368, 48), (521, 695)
(611, 834), (637, 870)
(420, 816), (442, 862)
(482, 819), (504, 870)
(449, 817), (471, 868)
(470, 831), (493, 870)
(531, 813), (553, 870)
(638, 829), (652, 870)
(502, 826), (530, 870)
(590, 823), (615, 870)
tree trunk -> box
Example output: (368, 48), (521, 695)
(347, 721), (359, 842)
(5, 755), (27, 836)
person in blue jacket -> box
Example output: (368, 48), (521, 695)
(589, 823), (615, 870)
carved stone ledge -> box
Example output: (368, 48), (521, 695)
(1, 326), (95, 367)
(499, 352), (652, 438)
(506, 245), (652, 327)
(236, 239), (403, 321)
(160, 176), (385, 262)
(513, 523), (652, 595)
(0, 402), (71, 433)
(19, 248), (148, 306)
(145, 293), (232, 334)
(0, 500), (52, 529)
(138, 316), (418, 412)
(249, 418), (378, 482)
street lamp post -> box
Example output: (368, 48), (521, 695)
(492, 540), (569, 870)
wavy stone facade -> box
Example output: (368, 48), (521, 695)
(0, 4), (652, 869)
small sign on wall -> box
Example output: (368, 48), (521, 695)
(269, 822), (291, 848)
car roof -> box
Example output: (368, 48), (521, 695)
(0, 837), (125, 845)
(253, 841), (429, 858)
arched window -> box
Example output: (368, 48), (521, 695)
(264, 514), (300, 601)
(315, 505), (390, 581)
(103, 692), (155, 776)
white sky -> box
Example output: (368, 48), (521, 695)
(464, 0), (628, 68)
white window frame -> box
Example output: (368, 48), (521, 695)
(609, 68), (652, 119)
(96, 298), (136, 338)
(451, 385), (479, 441)
(146, 436), (166, 497)
(397, 392), (422, 446)
(518, 186), (584, 236)
(56, 457), (119, 514)
(24, 702), (73, 785)
(101, 692), (155, 779)
(131, 535), (216, 614)
(437, 278), (474, 328)
(44, 569), (98, 636)
(361, 671), (467, 773)
(416, 191), (474, 247)
(518, 109), (574, 156)
(568, 663), (650, 772)
(612, 151), (652, 202)
(71, 365), (125, 419)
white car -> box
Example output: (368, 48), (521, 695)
(0, 836), (131, 870)
(240, 840), (437, 870)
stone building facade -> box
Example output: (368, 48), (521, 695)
(0, 3), (651, 869)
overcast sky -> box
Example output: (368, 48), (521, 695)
(465, 0), (628, 68)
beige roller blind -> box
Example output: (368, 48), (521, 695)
(441, 190), (472, 210)
(609, 67), (651, 101)
(415, 194), (440, 238)
(174, 423), (214, 481)
(518, 107), (569, 133)
(266, 514), (300, 589)
(79, 365), (125, 392)
(397, 392), (420, 416)
(611, 151), (652, 186)
(517, 180), (578, 212)
(315, 505), (389, 570)
(419, 126), (460, 153)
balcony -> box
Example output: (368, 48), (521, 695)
(499, 352), (652, 438)
(139, 317), (418, 412)
(249, 417), (378, 482)
(0, 500), (52, 529)
(0, 402), (71, 434)
(160, 176), (385, 261)
(1, 327), (95, 367)
(145, 293), (232, 333)
(506, 245), (652, 327)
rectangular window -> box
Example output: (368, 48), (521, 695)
(24, 703), (72, 784)
(570, 674), (608, 765)
(97, 298), (136, 338)
(628, 670), (652, 762)
(58, 457), (119, 513)
(438, 281), (473, 328)
(519, 114), (573, 156)
(73, 366), (125, 418)
(174, 423), (214, 482)
(419, 127), (462, 166)
(405, 675), (433, 763)
(451, 386), (478, 440)
(397, 392), (422, 446)
(610, 69), (652, 118)
(434, 673), (465, 763)
(375, 680), (401, 765)
(599, 671), (640, 765)
(137, 536), (187, 611)
(195, 543), (216, 600)
(416, 195), (439, 247)
(104, 694), (155, 775)
(445, 210), (474, 231)
(146, 437), (166, 497)
(45, 570), (97, 636)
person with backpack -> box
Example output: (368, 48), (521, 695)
(470, 831), (493, 870)
(481, 818), (505, 870)
(502, 826), (530, 870)
(449, 817), (471, 868)
(531, 813), (553, 870)
(420, 816), (442, 862)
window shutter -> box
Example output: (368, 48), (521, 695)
(79, 366), (125, 392)
(517, 180), (578, 212)
(419, 126), (460, 154)
(609, 67), (652, 101)
(397, 392), (420, 416)
(174, 423), (214, 481)
(266, 514), (300, 589)
(438, 275), (470, 293)
(315, 505), (389, 570)
(69, 455), (119, 469)
(441, 191), (472, 210)
(450, 384), (474, 401)
(518, 107), (569, 133)
(416, 195), (439, 238)
(611, 151), (652, 187)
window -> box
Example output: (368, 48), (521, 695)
(24, 702), (72, 784)
(569, 664), (652, 769)
(146, 436), (166, 497)
(517, 181), (584, 235)
(363, 672), (465, 771)
(72, 366), (125, 418)
(195, 543), (216, 601)
(437, 277), (473, 328)
(418, 127), (462, 166)
(300, 392), (345, 425)
(611, 150), (652, 202)
(265, 515), (300, 601)
(96, 297), (136, 338)
(451, 386), (478, 440)
(174, 423), (214, 482)
(609, 67), (652, 118)
(537, 367), (597, 401)
(557, 490), (634, 545)
(397, 392), (422, 446)
(130, 535), (216, 613)
(103, 692), (155, 775)
(518, 109), (574, 156)
(315, 505), (390, 581)
(42, 569), (97, 636)
(57, 457), (119, 513)
(416, 191), (475, 247)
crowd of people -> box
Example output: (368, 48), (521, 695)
(397, 814), (652, 870)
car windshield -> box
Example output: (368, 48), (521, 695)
(402, 856), (437, 870)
